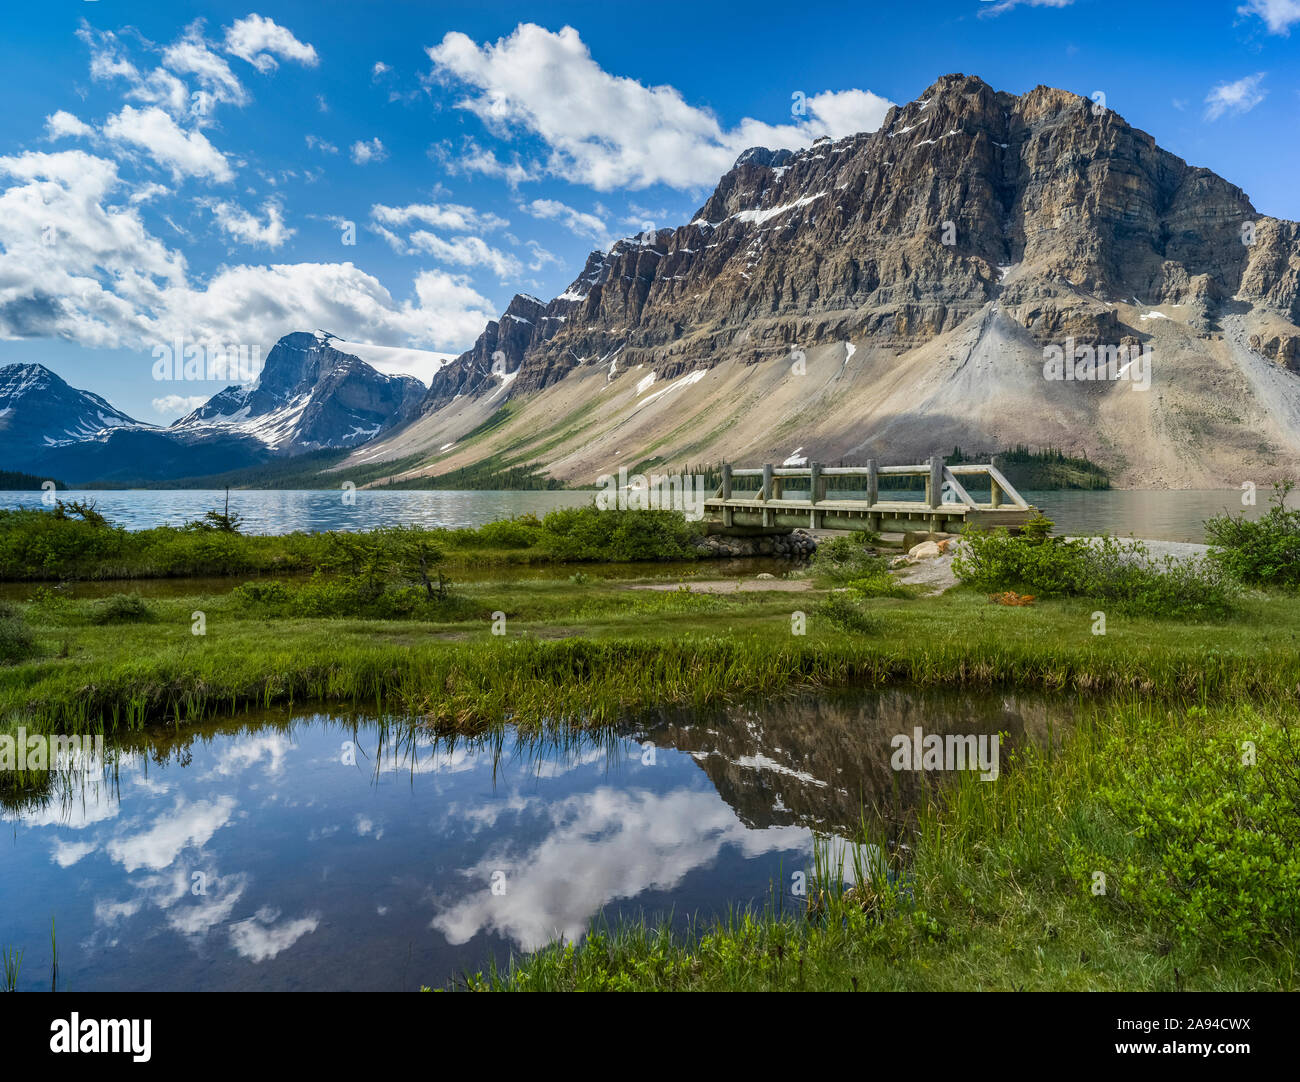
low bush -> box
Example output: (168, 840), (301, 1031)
(230, 574), (474, 621)
(90, 593), (153, 625)
(811, 535), (911, 599)
(0, 601), (35, 663)
(472, 514), (544, 549)
(537, 506), (699, 562)
(1069, 716), (1300, 949)
(815, 592), (881, 633)
(812, 536), (876, 578)
(1205, 480), (1300, 587)
(953, 516), (1236, 619)
(0, 504), (702, 581)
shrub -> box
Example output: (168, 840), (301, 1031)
(812, 535), (883, 580)
(0, 602), (35, 663)
(52, 498), (109, 527)
(473, 514), (543, 549)
(230, 574), (471, 621)
(1205, 480), (1300, 587)
(0, 508), (128, 578)
(1070, 718), (1300, 949)
(187, 510), (244, 533)
(815, 592), (880, 633)
(811, 535), (911, 598)
(231, 580), (293, 607)
(538, 506), (698, 562)
(953, 517), (1236, 619)
(90, 593), (153, 624)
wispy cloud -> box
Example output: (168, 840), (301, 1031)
(523, 198), (609, 244)
(978, 0), (1074, 17)
(350, 137), (387, 165)
(1204, 72), (1267, 120)
(1238, 0), (1300, 35)
(223, 14), (319, 73)
(199, 197), (294, 249)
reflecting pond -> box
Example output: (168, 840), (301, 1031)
(0, 688), (1073, 991)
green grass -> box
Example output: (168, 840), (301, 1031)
(3, 566), (1299, 736)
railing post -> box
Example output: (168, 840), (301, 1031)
(721, 462), (732, 501)
(866, 459), (878, 507)
(928, 455), (943, 509)
(808, 462), (822, 528)
(991, 475), (1002, 509)
(762, 463), (773, 502)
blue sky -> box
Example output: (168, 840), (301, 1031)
(0, 0), (1296, 421)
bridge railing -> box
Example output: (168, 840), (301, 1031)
(712, 456), (1031, 511)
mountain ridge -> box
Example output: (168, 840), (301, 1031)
(0, 332), (427, 483)
(345, 72), (1300, 489)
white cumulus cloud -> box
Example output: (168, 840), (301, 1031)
(1238, 0), (1300, 34)
(200, 197), (294, 248)
(426, 23), (894, 191)
(524, 198), (610, 244)
(407, 231), (521, 279)
(152, 393), (209, 415)
(224, 14), (319, 73)
(44, 111), (94, 140)
(104, 105), (234, 182)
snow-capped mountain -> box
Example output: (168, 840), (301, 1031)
(1, 333), (431, 483)
(0, 362), (269, 484)
(0, 363), (145, 448)
(173, 331), (427, 452)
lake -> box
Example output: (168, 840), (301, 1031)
(0, 486), (1278, 541)
(0, 688), (1070, 991)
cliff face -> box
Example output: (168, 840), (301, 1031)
(351, 74), (1300, 489)
(426, 73), (1296, 408)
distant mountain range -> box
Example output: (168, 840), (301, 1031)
(0, 331), (427, 484)
(6, 74), (1300, 489)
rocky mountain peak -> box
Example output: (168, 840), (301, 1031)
(174, 330), (426, 452)
(0, 361), (142, 448)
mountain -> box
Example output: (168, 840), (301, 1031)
(350, 74), (1300, 489)
(0, 363), (143, 450)
(0, 333), (428, 484)
(173, 331), (427, 452)
(0, 364), (269, 484)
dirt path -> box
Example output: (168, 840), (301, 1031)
(629, 577), (812, 594)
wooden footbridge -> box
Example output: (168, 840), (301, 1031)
(703, 457), (1037, 536)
